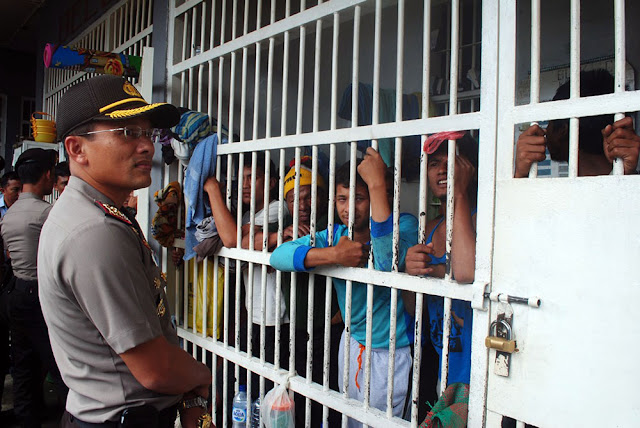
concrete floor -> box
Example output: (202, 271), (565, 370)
(1, 374), (65, 428)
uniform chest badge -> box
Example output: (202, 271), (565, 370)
(156, 297), (166, 317)
(154, 277), (162, 289)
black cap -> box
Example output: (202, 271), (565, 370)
(56, 75), (181, 141)
(15, 149), (58, 170)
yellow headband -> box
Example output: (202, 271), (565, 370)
(283, 165), (325, 198)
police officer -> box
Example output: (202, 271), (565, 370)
(38, 75), (212, 428)
(0, 148), (67, 428)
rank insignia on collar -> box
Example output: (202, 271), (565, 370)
(94, 200), (132, 225)
(157, 298), (166, 317)
(154, 277), (162, 289)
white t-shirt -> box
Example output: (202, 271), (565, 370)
(241, 200), (289, 326)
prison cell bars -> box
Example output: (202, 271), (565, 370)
(526, 0), (629, 179)
(164, 1), (484, 426)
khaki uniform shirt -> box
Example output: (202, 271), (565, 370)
(0, 192), (52, 280)
(38, 177), (180, 423)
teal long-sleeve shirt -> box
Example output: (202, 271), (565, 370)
(270, 213), (418, 349)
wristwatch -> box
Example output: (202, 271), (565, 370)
(180, 395), (207, 410)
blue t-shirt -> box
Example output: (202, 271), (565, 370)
(427, 297), (473, 384)
(423, 210), (476, 385)
(270, 213), (418, 349)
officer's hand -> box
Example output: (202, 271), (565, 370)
(514, 124), (547, 178)
(602, 116), (640, 175)
(332, 236), (369, 267)
(405, 243), (436, 276)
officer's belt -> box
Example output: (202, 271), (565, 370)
(71, 404), (179, 428)
(13, 277), (38, 293)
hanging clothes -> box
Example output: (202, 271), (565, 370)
(183, 133), (223, 261)
(338, 82), (422, 179)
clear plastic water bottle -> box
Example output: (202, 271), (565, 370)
(232, 385), (248, 427)
(250, 398), (261, 428)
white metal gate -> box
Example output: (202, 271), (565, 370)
(485, 0), (640, 427)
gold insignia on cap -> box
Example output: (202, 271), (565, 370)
(106, 103), (168, 119)
(123, 81), (141, 97)
(157, 298), (166, 317)
(154, 277), (162, 289)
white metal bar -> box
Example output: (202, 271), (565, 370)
(322, 13), (340, 425)
(209, 0), (217, 50)
(342, 143), (357, 428)
(251, 43), (262, 139)
(342, 17), (360, 414)
(217, 113), (483, 155)
(296, 26), (306, 136)
(274, 148), (285, 372)
(511, 92), (640, 124)
(528, 0), (541, 178)
(289, 151), (301, 376)
(568, 0), (580, 178)
(202, 258), (209, 338)
(260, 150), (270, 401)
(231, 0), (238, 40)
(612, 0), (626, 175)
(363, 0), (382, 416)
(118, 6), (124, 47)
(188, 7), (197, 108)
(281, 26), (290, 137)
(385, 0), (405, 418)
(239, 47), (248, 143)
(220, 0), (227, 44)
(245, 150), (257, 404)
(127, 0), (133, 42)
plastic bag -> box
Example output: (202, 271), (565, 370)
(261, 383), (295, 428)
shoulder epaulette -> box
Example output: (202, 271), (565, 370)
(94, 200), (132, 226)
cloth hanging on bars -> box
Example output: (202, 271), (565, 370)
(183, 133), (220, 261)
(338, 83), (421, 179)
(151, 181), (183, 248)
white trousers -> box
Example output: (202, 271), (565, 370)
(337, 330), (412, 427)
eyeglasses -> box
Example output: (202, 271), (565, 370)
(78, 126), (162, 142)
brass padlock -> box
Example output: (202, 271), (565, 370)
(485, 319), (517, 354)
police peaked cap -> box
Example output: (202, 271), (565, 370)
(15, 148), (58, 170)
(56, 75), (180, 141)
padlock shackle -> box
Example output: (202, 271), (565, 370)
(489, 319), (512, 339)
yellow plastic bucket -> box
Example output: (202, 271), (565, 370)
(31, 112), (57, 143)
(34, 131), (57, 143)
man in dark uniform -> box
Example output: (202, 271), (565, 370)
(0, 148), (67, 428)
(37, 75), (212, 428)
